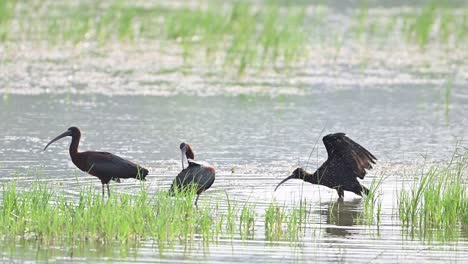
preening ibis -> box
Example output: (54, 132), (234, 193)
(43, 127), (148, 197)
(275, 133), (377, 198)
(169, 142), (216, 206)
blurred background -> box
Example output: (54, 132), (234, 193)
(0, 0), (466, 94)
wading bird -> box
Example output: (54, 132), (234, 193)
(169, 142), (216, 206)
(43, 127), (148, 197)
(275, 133), (376, 198)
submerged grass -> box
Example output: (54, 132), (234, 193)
(398, 148), (468, 241)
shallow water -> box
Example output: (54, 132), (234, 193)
(1, 0), (468, 262)
(1, 91), (467, 263)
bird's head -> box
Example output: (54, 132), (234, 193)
(274, 167), (307, 191)
(179, 142), (194, 169)
(43, 127), (81, 151)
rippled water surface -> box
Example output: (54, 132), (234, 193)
(1, 0), (468, 263)
(1, 91), (467, 263)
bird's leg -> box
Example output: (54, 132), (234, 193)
(194, 195), (200, 208)
(337, 188), (344, 198)
(107, 184), (111, 198)
(102, 184), (105, 197)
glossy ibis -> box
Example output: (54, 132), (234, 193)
(275, 133), (376, 198)
(169, 142), (216, 206)
(43, 127), (148, 197)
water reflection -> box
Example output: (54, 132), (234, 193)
(321, 198), (363, 237)
(0, 239), (143, 262)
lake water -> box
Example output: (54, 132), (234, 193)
(1, 90), (467, 262)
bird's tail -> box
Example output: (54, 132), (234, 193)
(168, 183), (176, 196)
(136, 167), (149, 181)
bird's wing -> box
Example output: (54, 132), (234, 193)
(322, 133), (376, 179)
(170, 166), (197, 192)
(171, 162), (215, 192)
(85, 152), (147, 180)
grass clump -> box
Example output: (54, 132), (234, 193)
(0, 180), (315, 250)
(265, 203), (286, 240)
(239, 202), (256, 239)
(162, 1), (308, 73)
(1, 0), (308, 74)
(264, 202), (309, 241)
(0, 181), (216, 249)
(362, 174), (385, 225)
(398, 149), (468, 241)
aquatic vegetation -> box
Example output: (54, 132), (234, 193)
(398, 149), (468, 241)
(348, 0), (467, 49)
(444, 75), (454, 116)
(362, 174), (385, 225)
(0, 180), (314, 249)
(0, 0), (17, 41)
(404, 1), (438, 48)
(402, 1), (468, 48)
(1, 0), (465, 76)
(264, 202), (309, 241)
(264, 203), (286, 241)
(0, 0), (307, 74)
(0, 181), (204, 246)
(352, 0), (369, 40)
(2, 88), (9, 102)
(239, 202), (256, 239)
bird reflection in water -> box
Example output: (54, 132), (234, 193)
(320, 198), (363, 237)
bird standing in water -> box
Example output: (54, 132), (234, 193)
(43, 127), (148, 197)
(275, 133), (376, 198)
(169, 142), (216, 207)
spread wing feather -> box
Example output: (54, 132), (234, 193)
(322, 133), (376, 179)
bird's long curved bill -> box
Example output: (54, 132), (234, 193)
(274, 175), (295, 192)
(43, 130), (72, 151)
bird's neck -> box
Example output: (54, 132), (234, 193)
(69, 134), (80, 156)
(186, 145), (195, 160)
(303, 170), (321, 184)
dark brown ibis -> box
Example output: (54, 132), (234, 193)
(169, 142), (216, 206)
(275, 133), (376, 198)
(43, 127), (148, 197)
